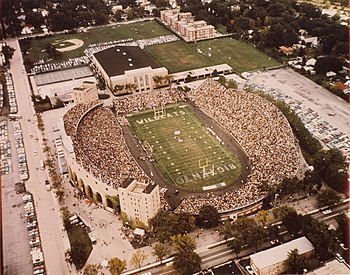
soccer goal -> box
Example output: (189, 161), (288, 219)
(153, 106), (166, 119)
(199, 158), (215, 178)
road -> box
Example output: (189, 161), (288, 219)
(6, 38), (70, 275)
(132, 201), (350, 275)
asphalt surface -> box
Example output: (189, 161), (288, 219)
(5, 38), (70, 275)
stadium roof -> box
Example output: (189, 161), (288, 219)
(93, 46), (160, 77)
(250, 237), (314, 269)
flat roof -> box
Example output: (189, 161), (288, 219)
(144, 182), (157, 194)
(250, 237), (314, 269)
(93, 46), (160, 77)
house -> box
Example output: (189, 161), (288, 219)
(279, 46), (294, 56)
(250, 237), (314, 275)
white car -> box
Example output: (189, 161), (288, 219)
(322, 209), (332, 215)
(245, 265), (255, 274)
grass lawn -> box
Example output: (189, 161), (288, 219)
(23, 21), (172, 63)
(127, 103), (242, 192)
(67, 224), (93, 270)
(195, 38), (281, 72)
(144, 41), (212, 73)
(145, 37), (281, 73)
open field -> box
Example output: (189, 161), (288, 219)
(22, 21), (172, 63)
(145, 37), (281, 73)
(127, 103), (242, 192)
(195, 38), (281, 72)
(144, 41), (212, 73)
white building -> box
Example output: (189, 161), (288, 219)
(72, 81), (99, 105)
(92, 46), (168, 93)
(118, 179), (161, 226)
(160, 9), (216, 42)
(250, 237), (314, 275)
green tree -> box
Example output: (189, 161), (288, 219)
(2, 45), (15, 65)
(285, 249), (310, 274)
(171, 234), (201, 275)
(218, 220), (234, 240)
(109, 257), (126, 275)
(316, 189), (341, 207)
(152, 243), (170, 263)
(257, 210), (271, 227)
(282, 211), (302, 236)
(228, 237), (243, 257)
(272, 205), (296, 221)
(130, 249), (147, 269)
(83, 264), (102, 275)
(197, 205), (220, 228)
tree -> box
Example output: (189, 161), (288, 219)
(285, 249), (310, 274)
(109, 257), (126, 275)
(171, 234), (201, 275)
(173, 249), (201, 275)
(316, 189), (341, 207)
(314, 56), (343, 75)
(164, 74), (174, 89)
(171, 234), (196, 253)
(257, 210), (271, 227)
(218, 220), (234, 240)
(83, 264), (102, 275)
(197, 205), (220, 228)
(2, 45), (15, 65)
(152, 243), (170, 263)
(282, 211), (302, 236)
(228, 237), (243, 257)
(130, 249), (147, 269)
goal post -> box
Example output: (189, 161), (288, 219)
(153, 106), (166, 119)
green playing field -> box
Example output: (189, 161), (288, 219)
(127, 103), (242, 192)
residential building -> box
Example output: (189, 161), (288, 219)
(250, 237), (314, 275)
(118, 179), (161, 226)
(160, 9), (215, 42)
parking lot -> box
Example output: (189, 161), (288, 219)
(244, 68), (350, 162)
(0, 120), (12, 175)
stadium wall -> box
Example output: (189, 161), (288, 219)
(63, 143), (120, 211)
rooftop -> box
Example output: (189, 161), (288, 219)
(250, 237), (314, 269)
(93, 46), (160, 77)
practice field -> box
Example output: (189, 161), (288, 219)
(145, 37), (281, 73)
(23, 21), (172, 63)
(127, 104), (242, 192)
(195, 38), (281, 72)
(144, 41), (212, 73)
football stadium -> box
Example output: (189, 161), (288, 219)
(63, 78), (300, 216)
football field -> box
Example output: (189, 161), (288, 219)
(127, 103), (242, 192)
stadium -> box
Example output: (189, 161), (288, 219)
(62, 78), (300, 217)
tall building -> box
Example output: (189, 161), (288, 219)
(118, 179), (161, 226)
(92, 46), (168, 93)
(160, 9), (215, 41)
(72, 81), (99, 105)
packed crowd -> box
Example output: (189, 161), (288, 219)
(63, 100), (103, 138)
(74, 106), (152, 188)
(63, 80), (299, 214)
(175, 79), (299, 213)
(113, 89), (185, 115)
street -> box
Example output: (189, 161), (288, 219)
(5, 38), (70, 275)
